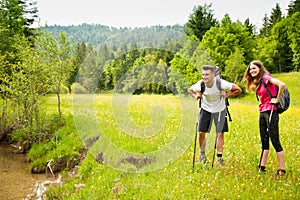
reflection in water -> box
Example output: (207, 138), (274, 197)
(0, 142), (48, 200)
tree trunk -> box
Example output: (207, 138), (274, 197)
(57, 91), (62, 120)
(0, 121), (21, 141)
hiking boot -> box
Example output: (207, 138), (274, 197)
(256, 166), (266, 173)
(275, 169), (286, 177)
(199, 154), (207, 164)
(217, 157), (225, 167)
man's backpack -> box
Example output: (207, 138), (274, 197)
(198, 66), (232, 121)
(259, 79), (290, 114)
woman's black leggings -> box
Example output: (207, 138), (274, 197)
(259, 110), (283, 152)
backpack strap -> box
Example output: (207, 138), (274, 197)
(200, 80), (205, 93)
(216, 78), (232, 121)
(256, 78), (277, 101)
(200, 78), (222, 93)
(216, 77), (222, 92)
(262, 79), (276, 98)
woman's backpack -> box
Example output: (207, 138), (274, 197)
(260, 80), (290, 114)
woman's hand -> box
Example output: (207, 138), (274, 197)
(270, 98), (279, 104)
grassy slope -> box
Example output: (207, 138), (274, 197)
(47, 73), (300, 199)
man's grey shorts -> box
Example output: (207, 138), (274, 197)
(197, 109), (228, 133)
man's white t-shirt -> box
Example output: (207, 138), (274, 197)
(191, 77), (233, 113)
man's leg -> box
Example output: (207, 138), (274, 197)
(216, 132), (224, 154)
(216, 132), (225, 166)
(214, 109), (228, 167)
(199, 131), (206, 162)
(197, 109), (211, 163)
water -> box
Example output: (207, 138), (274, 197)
(0, 141), (48, 200)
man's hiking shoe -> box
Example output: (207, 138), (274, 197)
(275, 169), (286, 177)
(256, 166), (266, 173)
(199, 154), (207, 164)
(217, 157), (225, 167)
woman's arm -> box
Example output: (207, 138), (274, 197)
(269, 78), (286, 104)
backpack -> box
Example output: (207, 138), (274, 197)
(198, 66), (232, 121)
(258, 79), (290, 114)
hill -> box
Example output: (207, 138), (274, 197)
(42, 23), (186, 48)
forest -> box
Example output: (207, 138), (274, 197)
(40, 2), (300, 95)
(0, 0), (300, 199)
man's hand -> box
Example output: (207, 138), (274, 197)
(196, 91), (202, 100)
(225, 84), (242, 98)
(221, 90), (226, 98)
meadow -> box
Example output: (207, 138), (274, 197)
(46, 73), (300, 199)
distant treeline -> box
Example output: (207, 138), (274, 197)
(43, 23), (186, 49)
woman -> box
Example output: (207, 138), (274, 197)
(243, 60), (286, 177)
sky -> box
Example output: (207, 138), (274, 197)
(36, 0), (291, 29)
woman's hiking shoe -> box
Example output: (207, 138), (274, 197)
(275, 169), (286, 177)
(217, 157), (225, 167)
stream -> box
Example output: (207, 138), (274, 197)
(0, 141), (50, 200)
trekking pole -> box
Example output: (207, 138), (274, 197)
(269, 104), (274, 124)
(225, 98), (232, 122)
(258, 104), (274, 169)
(226, 106), (232, 122)
(212, 111), (221, 168)
(192, 98), (201, 173)
(192, 121), (198, 173)
(258, 149), (264, 170)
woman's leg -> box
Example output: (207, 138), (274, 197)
(269, 112), (285, 170)
(276, 151), (285, 169)
(259, 112), (270, 168)
(260, 150), (269, 166)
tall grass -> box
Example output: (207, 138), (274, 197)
(47, 73), (300, 199)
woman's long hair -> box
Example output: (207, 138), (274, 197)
(243, 60), (269, 92)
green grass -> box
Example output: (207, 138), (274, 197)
(46, 73), (300, 199)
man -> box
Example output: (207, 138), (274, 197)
(188, 65), (242, 166)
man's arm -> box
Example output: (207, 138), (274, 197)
(188, 86), (202, 99)
(225, 84), (242, 98)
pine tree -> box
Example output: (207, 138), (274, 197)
(0, 0), (37, 42)
(287, 0), (300, 16)
(259, 14), (270, 36)
(185, 3), (217, 41)
(268, 3), (283, 30)
(243, 18), (255, 35)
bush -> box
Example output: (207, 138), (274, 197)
(71, 83), (89, 94)
(27, 115), (84, 173)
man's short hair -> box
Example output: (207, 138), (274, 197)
(202, 65), (215, 73)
